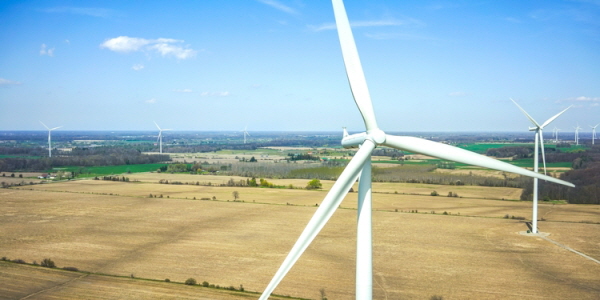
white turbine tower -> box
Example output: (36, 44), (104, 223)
(574, 125), (581, 145)
(40, 121), (62, 158)
(242, 126), (250, 144)
(154, 121), (171, 154)
(258, 1), (575, 299)
(510, 99), (570, 234)
(590, 124), (599, 145)
(555, 128), (561, 143)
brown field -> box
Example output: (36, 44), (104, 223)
(1, 176), (599, 299)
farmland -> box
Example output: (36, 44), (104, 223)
(1, 173), (599, 299)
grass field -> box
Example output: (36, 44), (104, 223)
(2, 175), (599, 299)
(59, 164), (168, 177)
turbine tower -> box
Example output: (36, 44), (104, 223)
(154, 121), (171, 154)
(553, 127), (561, 143)
(40, 121), (62, 158)
(242, 126), (250, 144)
(574, 125), (581, 145)
(590, 124), (599, 145)
(510, 99), (570, 234)
(258, 1), (575, 299)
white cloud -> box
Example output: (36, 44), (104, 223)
(132, 64), (144, 71)
(149, 43), (196, 59)
(146, 98), (157, 104)
(100, 36), (150, 52)
(100, 36), (197, 59)
(256, 0), (298, 15)
(40, 44), (55, 56)
(200, 91), (231, 97)
(567, 96), (600, 102)
(0, 78), (22, 87)
(173, 89), (192, 93)
(310, 18), (423, 32)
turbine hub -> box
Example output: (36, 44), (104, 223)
(367, 129), (386, 145)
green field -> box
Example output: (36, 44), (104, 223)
(57, 164), (168, 177)
(0, 155), (42, 159)
(454, 143), (531, 153)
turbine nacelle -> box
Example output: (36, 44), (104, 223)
(341, 129), (386, 149)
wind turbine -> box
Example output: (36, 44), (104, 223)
(574, 125), (581, 145)
(40, 121), (62, 157)
(242, 126), (250, 144)
(259, 1), (574, 299)
(590, 124), (599, 145)
(510, 99), (570, 234)
(555, 128), (561, 143)
(154, 121), (171, 154)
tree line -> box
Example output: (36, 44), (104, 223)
(0, 146), (170, 172)
(521, 146), (600, 204)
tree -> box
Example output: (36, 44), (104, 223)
(232, 191), (239, 200)
(306, 179), (322, 190)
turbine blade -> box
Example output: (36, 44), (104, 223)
(510, 98), (540, 128)
(383, 135), (574, 187)
(50, 126), (62, 131)
(539, 131), (547, 175)
(332, 0), (378, 131)
(259, 140), (376, 300)
(39, 121), (49, 130)
(540, 105), (571, 128)
(154, 121), (161, 130)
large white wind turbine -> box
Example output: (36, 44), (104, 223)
(590, 124), (599, 145)
(40, 121), (62, 158)
(259, 1), (575, 299)
(242, 126), (250, 144)
(510, 99), (570, 234)
(154, 121), (171, 154)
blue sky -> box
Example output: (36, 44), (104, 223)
(1, 0), (599, 132)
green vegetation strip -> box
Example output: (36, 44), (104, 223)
(58, 164), (168, 177)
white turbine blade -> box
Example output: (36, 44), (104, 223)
(332, 0), (378, 131)
(154, 121), (161, 130)
(539, 130), (547, 175)
(383, 135), (574, 187)
(259, 140), (376, 300)
(510, 98), (540, 128)
(39, 121), (49, 130)
(540, 105), (571, 129)
(49, 126), (62, 131)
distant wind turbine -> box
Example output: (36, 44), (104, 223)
(242, 126), (250, 144)
(574, 125), (581, 145)
(258, 1), (574, 299)
(40, 121), (62, 157)
(590, 124), (599, 145)
(510, 98), (570, 234)
(154, 121), (171, 154)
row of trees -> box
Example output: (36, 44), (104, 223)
(0, 146), (170, 172)
(521, 147), (600, 204)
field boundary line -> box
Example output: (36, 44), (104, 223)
(20, 273), (89, 300)
(539, 235), (600, 265)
